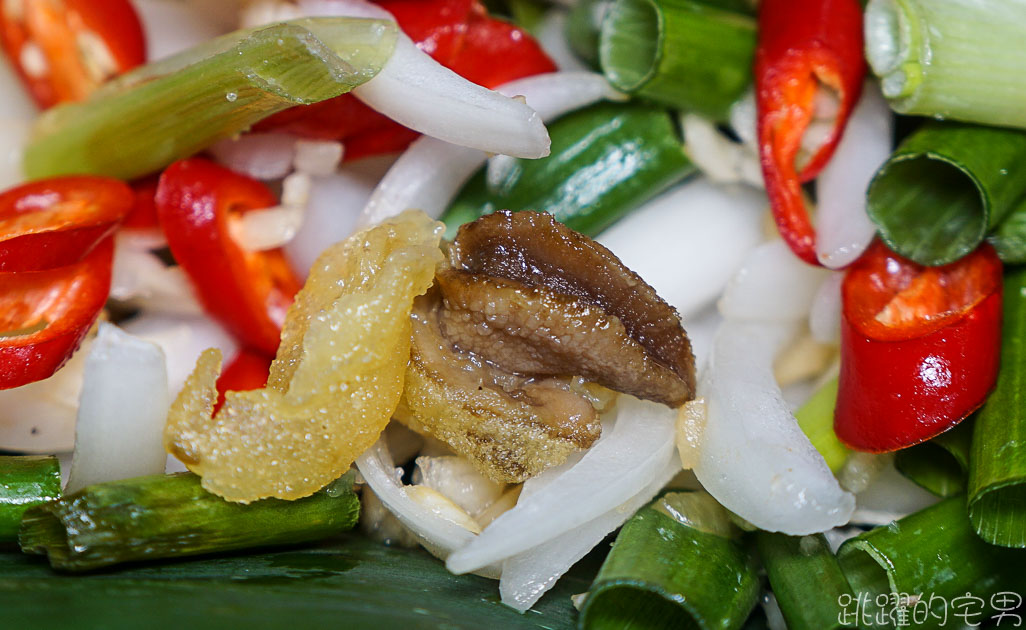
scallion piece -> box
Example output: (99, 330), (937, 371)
(794, 378), (850, 474)
(987, 197), (1026, 264)
(598, 0), (755, 121)
(968, 266), (1026, 548)
(865, 0), (1026, 129)
(756, 532), (858, 630)
(440, 102), (693, 238)
(19, 472), (359, 571)
(894, 419), (972, 497)
(24, 18), (397, 181)
(579, 492), (760, 630)
(838, 497), (1026, 626)
(866, 121), (1026, 266)
(0, 457), (60, 542)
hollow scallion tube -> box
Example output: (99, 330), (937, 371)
(598, 0), (755, 121)
(987, 197), (1026, 264)
(866, 121), (1026, 266)
(838, 497), (1026, 629)
(0, 457), (60, 542)
(19, 472), (359, 571)
(865, 0), (1026, 129)
(968, 266), (1026, 548)
(894, 419), (972, 497)
(440, 102), (693, 238)
(756, 532), (858, 630)
(794, 377), (850, 474)
(579, 492), (759, 630)
(24, 18), (397, 181)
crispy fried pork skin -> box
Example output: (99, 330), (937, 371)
(447, 210), (696, 406)
(395, 293), (602, 483)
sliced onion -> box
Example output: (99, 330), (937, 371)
(446, 395), (678, 575)
(111, 235), (203, 315)
(682, 114), (763, 187)
(499, 457), (679, 611)
(809, 272), (843, 344)
(0, 119), (29, 191)
(355, 440), (500, 577)
(851, 461), (940, 526)
(534, 9), (590, 73)
(684, 304), (724, 376)
(230, 204), (305, 252)
(0, 51), (37, 120)
(0, 338), (92, 453)
(694, 320), (855, 534)
(359, 71), (620, 227)
(816, 83), (891, 268)
(285, 155), (396, 276)
(207, 132), (298, 180)
(121, 313), (237, 398)
(132, 0), (227, 61)
(293, 139), (344, 176)
(66, 323), (169, 493)
(597, 178), (766, 319)
(718, 240), (828, 322)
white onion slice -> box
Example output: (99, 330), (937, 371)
(851, 461), (939, 526)
(598, 179), (766, 319)
(208, 132), (298, 181)
(359, 71), (620, 227)
(121, 313), (237, 398)
(718, 240), (828, 322)
(66, 324), (169, 493)
(683, 304), (723, 377)
(694, 320), (855, 534)
(285, 155), (397, 276)
(499, 457), (680, 611)
(293, 139), (344, 176)
(535, 9), (590, 73)
(0, 118), (29, 191)
(809, 272), (843, 344)
(132, 0), (226, 61)
(111, 236), (203, 315)
(292, 0), (549, 158)
(0, 52), (37, 120)
(816, 83), (891, 268)
(681, 114), (763, 187)
(355, 440), (500, 577)
(0, 338), (92, 453)
(447, 396), (677, 575)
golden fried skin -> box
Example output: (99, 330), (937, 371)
(165, 211), (444, 502)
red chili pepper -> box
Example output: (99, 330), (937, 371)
(0, 176), (134, 273)
(214, 349), (273, 413)
(0, 0), (145, 108)
(834, 240), (1002, 452)
(155, 159), (302, 356)
(121, 176), (161, 232)
(755, 0), (866, 266)
(256, 0), (555, 160)
(0, 235), (113, 389)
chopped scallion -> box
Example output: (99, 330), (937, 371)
(0, 456), (60, 542)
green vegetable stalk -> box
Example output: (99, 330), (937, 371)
(866, 121), (1026, 266)
(0, 456), (61, 541)
(968, 266), (1026, 547)
(794, 377), (850, 474)
(579, 492), (760, 630)
(25, 18), (398, 181)
(894, 419), (972, 497)
(599, 0), (756, 121)
(441, 101), (694, 238)
(19, 472), (359, 571)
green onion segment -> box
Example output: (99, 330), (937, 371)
(865, 0), (1026, 129)
(894, 419), (972, 497)
(866, 121), (1026, 266)
(756, 532), (858, 630)
(0, 456), (60, 541)
(598, 0), (755, 121)
(25, 18), (398, 181)
(968, 266), (1026, 548)
(19, 472), (359, 571)
(580, 492), (759, 630)
(440, 101), (694, 238)
(794, 377), (850, 474)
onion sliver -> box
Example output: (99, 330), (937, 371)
(133, 0), (226, 61)
(359, 72), (620, 227)
(815, 83), (891, 268)
(694, 321), (855, 534)
(292, 0), (548, 159)
(718, 240), (828, 322)
(809, 272), (843, 344)
(66, 323), (169, 493)
(534, 9), (590, 73)
(111, 236), (203, 315)
(598, 178), (765, 319)
(446, 395), (677, 575)
(499, 457), (680, 611)
(850, 461), (939, 527)
(208, 132), (298, 181)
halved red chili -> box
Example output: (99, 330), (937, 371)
(835, 240), (1003, 452)
(0, 0), (146, 108)
(155, 159), (301, 356)
(0, 235), (113, 389)
(0, 176), (134, 273)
